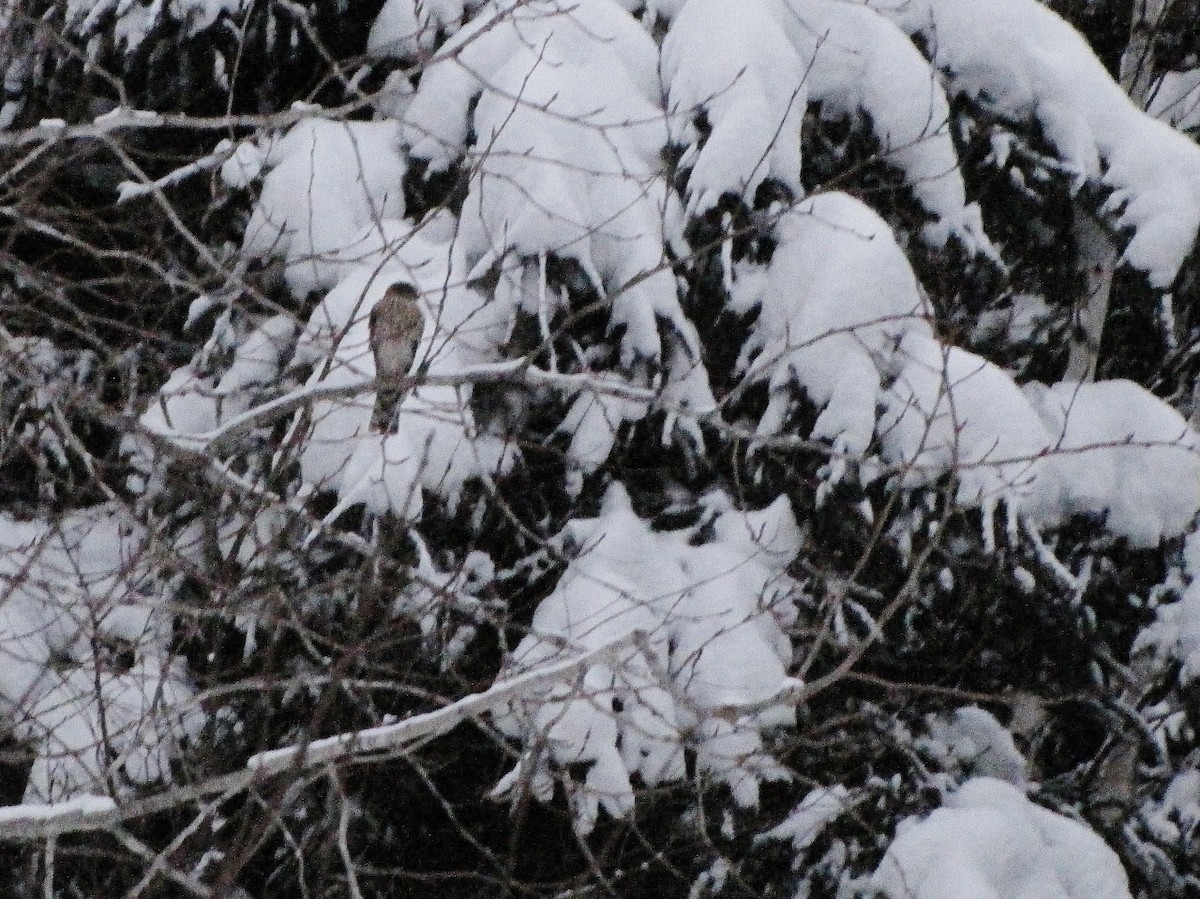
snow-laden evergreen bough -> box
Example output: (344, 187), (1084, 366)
(490, 483), (802, 831)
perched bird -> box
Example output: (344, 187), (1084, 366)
(369, 281), (424, 431)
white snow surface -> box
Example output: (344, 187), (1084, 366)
(446, 23), (698, 374)
(662, 0), (807, 214)
(216, 314), (296, 396)
(368, 0), (464, 58)
(492, 483), (801, 831)
(659, 0), (983, 246)
(1023, 379), (1200, 548)
(558, 375), (650, 489)
(242, 119), (407, 297)
(402, 0), (659, 172)
(871, 778), (1132, 899)
(875, 0), (1200, 286)
(130, 309), (296, 460)
(877, 357), (1200, 549)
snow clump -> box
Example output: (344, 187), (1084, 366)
(741, 191), (932, 478)
(491, 483), (802, 832)
(240, 119), (407, 297)
(870, 777), (1132, 899)
(877, 0), (1200, 287)
(1023, 379), (1200, 548)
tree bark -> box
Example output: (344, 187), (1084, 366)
(1065, 0), (1172, 382)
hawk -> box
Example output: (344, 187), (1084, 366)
(369, 282), (424, 431)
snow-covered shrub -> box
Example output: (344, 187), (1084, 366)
(661, 0), (807, 213)
(402, 0), (718, 484)
(756, 784), (854, 855)
(1142, 768), (1200, 846)
(10, 0), (1200, 895)
(452, 41), (689, 367)
(780, 0), (984, 249)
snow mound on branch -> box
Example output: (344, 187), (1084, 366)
(658, 0), (985, 247)
(368, 0), (464, 58)
(418, 4), (714, 482)
(878, 0), (1200, 287)
(558, 356), (716, 495)
(0, 508), (201, 802)
(136, 365), (227, 448)
(1022, 379), (1200, 548)
(870, 778), (1132, 899)
(661, 0), (807, 214)
(241, 120), (406, 297)
(919, 706), (1026, 786)
(492, 483), (801, 832)
(402, 0), (659, 172)
(451, 42), (688, 367)
(870, 350), (1198, 551)
(778, 0), (983, 249)
(878, 333), (1049, 520)
(290, 276), (380, 492)
(399, 0), (717, 491)
(742, 192), (931, 477)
